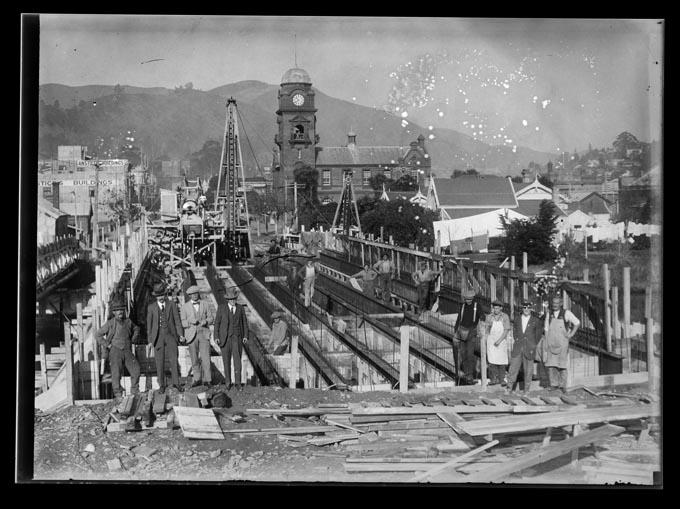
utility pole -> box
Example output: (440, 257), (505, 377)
(93, 161), (100, 254)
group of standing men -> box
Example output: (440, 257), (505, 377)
(96, 275), (250, 399)
(453, 291), (580, 393)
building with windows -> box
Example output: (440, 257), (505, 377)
(272, 67), (431, 205)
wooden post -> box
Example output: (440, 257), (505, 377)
(571, 424), (582, 466)
(290, 335), (299, 388)
(522, 252), (528, 300)
(509, 256), (516, 320)
(645, 287), (656, 393)
(489, 272), (496, 302)
(480, 325), (487, 391)
(92, 312), (101, 399)
(63, 322), (74, 405)
(360, 243), (365, 267)
(399, 326), (411, 393)
(76, 303), (84, 362)
(603, 263), (612, 352)
(582, 268), (589, 283)
(39, 343), (48, 391)
(611, 287), (620, 342)
(396, 251), (400, 279)
(622, 267), (631, 341)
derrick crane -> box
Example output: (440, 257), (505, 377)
(214, 97), (251, 262)
(332, 169), (361, 236)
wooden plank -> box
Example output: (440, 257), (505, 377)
(520, 396), (546, 406)
(410, 440), (500, 482)
(324, 419), (365, 434)
(179, 392), (200, 408)
(345, 463), (434, 472)
(457, 424), (624, 483)
(308, 433), (363, 446)
(39, 343), (49, 391)
(222, 425), (337, 435)
(541, 396), (564, 406)
(399, 326), (411, 393)
(118, 394), (136, 417)
(437, 412), (468, 435)
(351, 405), (552, 416)
(246, 407), (350, 416)
(350, 415), (437, 424)
(63, 322), (74, 405)
(152, 390), (167, 415)
(173, 406), (224, 440)
(455, 404), (658, 437)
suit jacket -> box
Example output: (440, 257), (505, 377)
(146, 299), (183, 347)
(511, 313), (543, 360)
(180, 299), (215, 343)
(214, 301), (249, 348)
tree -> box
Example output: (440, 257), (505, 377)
(499, 200), (558, 265)
(360, 200), (437, 248)
(188, 139), (222, 179)
(537, 174), (554, 189)
(294, 165), (321, 229)
(368, 173), (394, 194)
(613, 132), (640, 158)
(391, 174), (418, 191)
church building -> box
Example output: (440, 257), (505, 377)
(272, 67), (431, 205)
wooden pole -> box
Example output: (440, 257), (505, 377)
(480, 326), (487, 391)
(400, 326), (411, 393)
(645, 287), (656, 393)
(509, 256), (516, 320)
(63, 322), (74, 405)
(582, 268), (589, 282)
(611, 286), (620, 342)
(522, 252), (528, 300)
(76, 303), (84, 362)
(603, 264), (612, 352)
(290, 335), (299, 388)
(489, 273), (496, 302)
(39, 343), (49, 391)
(622, 267), (631, 341)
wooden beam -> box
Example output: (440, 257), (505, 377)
(63, 323), (74, 405)
(39, 343), (49, 391)
(410, 439), (499, 482)
(400, 326), (411, 393)
(436, 411), (467, 435)
(455, 424), (624, 483)
(646, 287), (657, 394)
(569, 372), (649, 389)
(222, 425), (337, 435)
(603, 263), (612, 351)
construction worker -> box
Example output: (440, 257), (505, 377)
(269, 310), (289, 355)
(540, 295), (580, 393)
(95, 299), (141, 399)
(267, 238), (281, 256)
(180, 285), (216, 387)
(483, 300), (511, 385)
(214, 287), (249, 390)
(373, 253), (395, 303)
(352, 263), (379, 298)
(506, 299), (543, 394)
(298, 258), (319, 308)
(412, 261), (442, 314)
(453, 289), (482, 384)
(146, 283), (184, 394)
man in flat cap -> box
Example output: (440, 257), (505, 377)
(453, 288), (482, 384)
(95, 298), (141, 399)
(180, 285), (216, 387)
(269, 310), (290, 355)
(541, 295), (580, 393)
(146, 282), (184, 393)
(214, 287), (249, 390)
(507, 299), (543, 394)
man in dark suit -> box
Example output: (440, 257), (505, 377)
(146, 282), (184, 393)
(214, 286), (249, 391)
(506, 299), (543, 394)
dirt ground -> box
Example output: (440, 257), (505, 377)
(33, 385), (660, 484)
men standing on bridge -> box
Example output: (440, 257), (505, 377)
(412, 261), (442, 315)
(95, 299), (141, 399)
(453, 289), (482, 384)
(373, 253), (395, 304)
(506, 299), (543, 394)
(298, 258), (319, 308)
(541, 295), (580, 393)
(146, 283), (184, 394)
(180, 285), (216, 387)
(352, 263), (379, 298)
(214, 287), (249, 391)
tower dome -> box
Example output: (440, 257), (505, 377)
(281, 67), (312, 85)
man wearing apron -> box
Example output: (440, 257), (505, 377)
(483, 300), (511, 385)
(542, 295), (580, 392)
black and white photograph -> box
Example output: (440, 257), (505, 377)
(21, 15), (662, 485)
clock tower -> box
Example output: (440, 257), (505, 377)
(273, 67), (318, 204)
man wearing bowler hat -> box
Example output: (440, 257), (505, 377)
(214, 287), (249, 390)
(453, 288), (482, 384)
(95, 298), (141, 399)
(180, 285), (216, 387)
(146, 282), (184, 393)
(506, 299), (543, 394)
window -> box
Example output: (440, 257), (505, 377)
(42, 187), (52, 199)
(363, 169), (371, 186)
(323, 170), (331, 186)
(292, 124), (305, 141)
(90, 189), (95, 198)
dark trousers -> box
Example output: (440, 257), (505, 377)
(109, 346), (141, 397)
(221, 337), (243, 385)
(189, 336), (212, 383)
(378, 274), (392, 302)
(507, 354), (534, 391)
(417, 283), (429, 311)
(457, 327), (478, 381)
(155, 331), (180, 389)
(488, 363), (507, 385)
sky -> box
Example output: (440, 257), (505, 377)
(38, 16), (663, 154)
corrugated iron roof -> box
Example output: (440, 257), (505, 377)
(316, 146), (407, 166)
(433, 175), (518, 208)
(516, 199), (568, 218)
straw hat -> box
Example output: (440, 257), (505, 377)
(186, 285), (200, 295)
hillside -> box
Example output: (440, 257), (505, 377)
(38, 81), (555, 178)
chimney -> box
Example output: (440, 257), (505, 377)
(347, 131), (357, 148)
(417, 134), (425, 149)
(51, 181), (60, 210)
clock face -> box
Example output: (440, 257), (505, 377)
(292, 93), (305, 106)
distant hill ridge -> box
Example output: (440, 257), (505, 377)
(39, 81), (556, 176)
